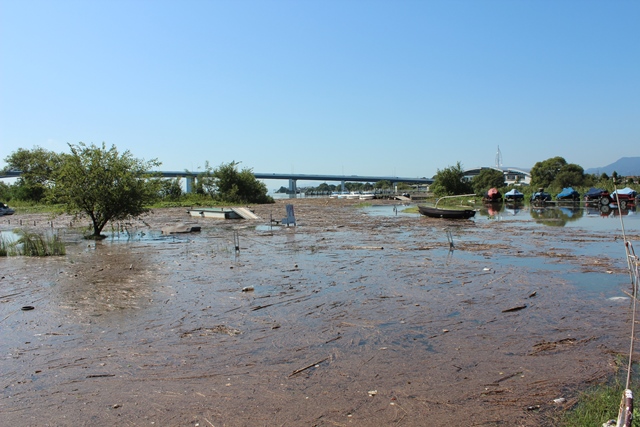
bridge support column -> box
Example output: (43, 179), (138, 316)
(288, 179), (297, 194)
(341, 180), (346, 192)
(186, 176), (195, 193)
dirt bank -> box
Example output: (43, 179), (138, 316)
(0, 198), (634, 426)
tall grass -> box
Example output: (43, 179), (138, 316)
(0, 236), (7, 256)
(0, 231), (65, 256)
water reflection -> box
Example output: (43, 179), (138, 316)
(475, 202), (637, 229)
(530, 206), (583, 227)
(504, 202), (524, 216)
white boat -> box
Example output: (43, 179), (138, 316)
(330, 191), (350, 199)
(187, 207), (260, 220)
(359, 192), (375, 200)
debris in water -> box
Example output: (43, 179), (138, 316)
(502, 305), (527, 313)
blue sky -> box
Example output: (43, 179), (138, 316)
(1, 0), (638, 189)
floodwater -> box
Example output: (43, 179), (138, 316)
(0, 199), (638, 426)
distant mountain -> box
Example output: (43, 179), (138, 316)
(585, 157), (640, 176)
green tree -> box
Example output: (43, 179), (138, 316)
(430, 162), (473, 197)
(3, 146), (62, 202)
(612, 171), (620, 184)
(317, 183), (332, 193)
(472, 168), (505, 195)
(530, 157), (567, 188)
(159, 178), (183, 200)
(53, 142), (161, 238)
(553, 163), (585, 188)
(374, 180), (391, 190)
(212, 161), (273, 204)
(192, 161), (217, 196)
(0, 181), (11, 202)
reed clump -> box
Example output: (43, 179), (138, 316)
(0, 231), (66, 257)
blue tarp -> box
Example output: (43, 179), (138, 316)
(585, 187), (605, 198)
(556, 187), (580, 200)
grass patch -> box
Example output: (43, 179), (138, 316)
(353, 201), (373, 209)
(0, 237), (8, 256)
(559, 359), (640, 426)
(2, 201), (66, 215)
(403, 206), (420, 214)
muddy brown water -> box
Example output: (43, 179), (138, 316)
(0, 199), (637, 426)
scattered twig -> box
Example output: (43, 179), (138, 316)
(289, 356), (330, 377)
(502, 304), (527, 313)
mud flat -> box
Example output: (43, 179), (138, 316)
(0, 198), (635, 426)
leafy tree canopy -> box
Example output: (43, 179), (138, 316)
(472, 168), (505, 195)
(211, 161), (273, 204)
(0, 181), (11, 202)
(530, 157), (586, 189)
(52, 142), (161, 238)
(554, 163), (585, 189)
(3, 146), (62, 202)
(374, 180), (392, 190)
(430, 162), (473, 197)
(530, 156), (567, 188)
(159, 178), (183, 201)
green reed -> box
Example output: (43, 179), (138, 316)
(0, 231), (66, 256)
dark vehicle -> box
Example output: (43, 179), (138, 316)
(0, 202), (15, 216)
(584, 187), (611, 205)
(530, 189), (552, 204)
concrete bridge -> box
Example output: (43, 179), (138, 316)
(160, 171), (433, 193)
(0, 169), (434, 193)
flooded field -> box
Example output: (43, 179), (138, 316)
(1, 198), (638, 426)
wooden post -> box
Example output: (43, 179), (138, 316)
(233, 231), (240, 253)
(616, 388), (633, 427)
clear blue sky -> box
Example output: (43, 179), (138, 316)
(1, 0), (638, 189)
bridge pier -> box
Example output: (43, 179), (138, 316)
(186, 176), (195, 193)
(288, 178), (298, 194)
